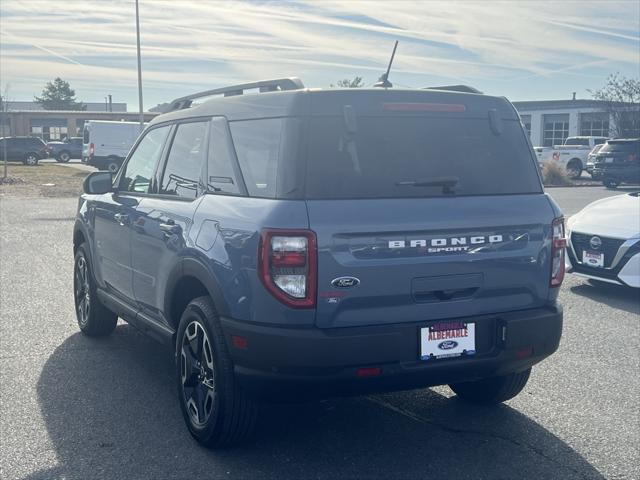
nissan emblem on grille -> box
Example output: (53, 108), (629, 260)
(590, 236), (602, 250)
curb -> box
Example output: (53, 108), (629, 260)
(544, 183), (602, 188)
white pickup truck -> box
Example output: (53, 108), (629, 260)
(535, 136), (609, 179)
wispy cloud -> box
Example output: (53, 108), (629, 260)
(0, 0), (638, 107)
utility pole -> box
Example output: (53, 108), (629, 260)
(135, 0), (144, 128)
(2, 85), (9, 180)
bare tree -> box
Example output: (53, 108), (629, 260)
(589, 73), (640, 138)
(331, 77), (365, 88)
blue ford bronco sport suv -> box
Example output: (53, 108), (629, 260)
(73, 78), (565, 447)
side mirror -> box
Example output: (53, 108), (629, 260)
(83, 171), (114, 194)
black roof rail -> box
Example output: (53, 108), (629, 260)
(424, 85), (483, 94)
(168, 77), (305, 111)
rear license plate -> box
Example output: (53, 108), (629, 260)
(420, 322), (476, 360)
(583, 250), (604, 267)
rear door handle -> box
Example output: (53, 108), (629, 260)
(114, 213), (129, 225)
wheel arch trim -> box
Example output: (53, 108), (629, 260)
(165, 257), (232, 324)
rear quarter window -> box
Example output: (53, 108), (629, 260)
(229, 119), (281, 198)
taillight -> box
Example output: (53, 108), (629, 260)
(259, 229), (317, 308)
(89, 143), (95, 156)
(550, 217), (566, 287)
(626, 154), (638, 162)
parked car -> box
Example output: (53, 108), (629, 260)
(82, 120), (144, 172)
(47, 137), (83, 162)
(536, 136), (609, 179)
(0, 136), (49, 165)
(73, 78), (564, 448)
(585, 143), (605, 178)
(591, 139), (640, 188)
(566, 192), (640, 288)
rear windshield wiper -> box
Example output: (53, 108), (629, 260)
(396, 176), (459, 194)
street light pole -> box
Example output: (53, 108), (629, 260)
(135, 0), (144, 128)
(2, 85), (9, 180)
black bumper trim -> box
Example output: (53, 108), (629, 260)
(220, 305), (563, 398)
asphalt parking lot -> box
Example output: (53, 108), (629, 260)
(1, 186), (638, 480)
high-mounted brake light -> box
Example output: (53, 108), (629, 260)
(550, 217), (566, 287)
(89, 143), (95, 157)
(383, 102), (466, 112)
(259, 229), (317, 308)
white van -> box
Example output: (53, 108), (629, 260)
(82, 120), (145, 172)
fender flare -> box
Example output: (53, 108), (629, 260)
(166, 256), (231, 319)
(73, 219), (108, 290)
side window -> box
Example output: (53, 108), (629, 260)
(120, 125), (170, 193)
(207, 118), (240, 194)
(229, 119), (282, 198)
(160, 121), (208, 199)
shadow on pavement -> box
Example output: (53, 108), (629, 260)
(29, 325), (605, 480)
(570, 281), (640, 315)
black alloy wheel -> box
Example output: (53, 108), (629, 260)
(175, 296), (257, 447)
(74, 255), (91, 328)
(180, 320), (216, 427)
(73, 243), (117, 336)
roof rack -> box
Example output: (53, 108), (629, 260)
(424, 85), (482, 94)
(168, 77), (305, 111)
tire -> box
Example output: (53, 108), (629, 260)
(57, 151), (71, 163)
(603, 179), (619, 189)
(566, 159), (582, 180)
(73, 243), (118, 337)
(23, 152), (39, 166)
(449, 368), (531, 405)
(176, 296), (257, 448)
(106, 157), (120, 173)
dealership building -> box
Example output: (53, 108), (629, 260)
(1, 98), (638, 146)
(512, 98), (639, 147)
(0, 101), (158, 141)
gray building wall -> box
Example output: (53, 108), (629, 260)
(513, 99), (639, 146)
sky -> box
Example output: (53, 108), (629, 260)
(1, 0), (639, 111)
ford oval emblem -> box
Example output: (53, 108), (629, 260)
(438, 340), (458, 350)
(331, 276), (360, 288)
(590, 236), (602, 250)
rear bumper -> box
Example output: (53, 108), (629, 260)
(221, 305), (563, 399)
(592, 165), (640, 182)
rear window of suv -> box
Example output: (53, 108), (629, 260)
(305, 116), (541, 199)
(600, 140), (640, 154)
